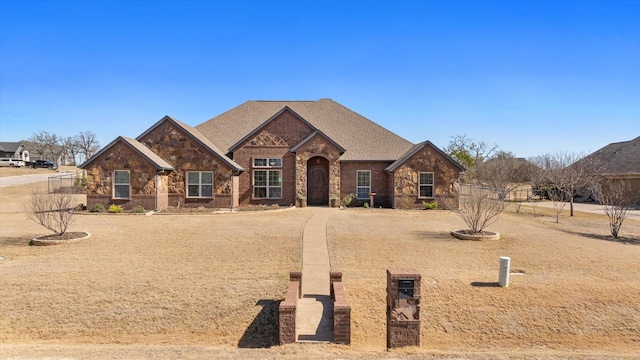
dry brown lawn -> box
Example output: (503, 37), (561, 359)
(1, 180), (639, 359)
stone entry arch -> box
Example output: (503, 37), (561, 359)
(307, 156), (329, 206)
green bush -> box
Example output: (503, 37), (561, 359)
(342, 193), (356, 207)
(90, 203), (106, 213)
(108, 204), (123, 213)
(423, 201), (438, 210)
(131, 205), (146, 213)
(363, 201), (370, 208)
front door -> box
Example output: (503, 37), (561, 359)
(307, 158), (329, 206)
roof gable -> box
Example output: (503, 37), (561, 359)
(582, 136), (640, 174)
(79, 136), (175, 171)
(196, 99), (414, 161)
(290, 130), (346, 154)
(137, 115), (244, 172)
(0, 142), (22, 153)
(385, 140), (465, 172)
(228, 106), (316, 152)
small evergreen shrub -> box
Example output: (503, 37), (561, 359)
(90, 203), (106, 213)
(363, 201), (370, 208)
(423, 201), (438, 210)
(108, 204), (123, 213)
(131, 205), (146, 213)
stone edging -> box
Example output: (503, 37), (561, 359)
(30, 232), (91, 246)
(450, 230), (500, 241)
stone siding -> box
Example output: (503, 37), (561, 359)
(294, 133), (343, 205)
(84, 140), (168, 211)
(138, 120), (236, 208)
(392, 144), (461, 209)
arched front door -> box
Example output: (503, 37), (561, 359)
(307, 157), (329, 206)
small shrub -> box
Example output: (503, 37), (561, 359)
(108, 204), (123, 213)
(396, 196), (415, 210)
(131, 205), (146, 213)
(363, 201), (370, 208)
(90, 203), (106, 213)
(423, 201), (438, 210)
(342, 193), (356, 207)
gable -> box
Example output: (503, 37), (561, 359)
(137, 116), (243, 172)
(196, 99), (414, 161)
(386, 141), (465, 173)
(79, 136), (174, 171)
(229, 107), (315, 151)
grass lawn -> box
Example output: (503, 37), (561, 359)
(1, 180), (639, 359)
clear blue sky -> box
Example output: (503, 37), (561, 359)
(1, 0), (638, 158)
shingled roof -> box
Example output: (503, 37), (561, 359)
(583, 136), (640, 175)
(195, 99), (414, 161)
(137, 115), (244, 172)
(79, 136), (175, 171)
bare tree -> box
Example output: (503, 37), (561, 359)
(62, 136), (80, 165)
(29, 130), (58, 160)
(474, 153), (533, 199)
(26, 187), (76, 235)
(530, 152), (603, 222)
(442, 185), (506, 234)
(75, 131), (100, 163)
(598, 176), (638, 238)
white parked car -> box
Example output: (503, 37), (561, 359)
(0, 158), (26, 167)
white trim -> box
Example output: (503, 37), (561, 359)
(418, 172), (434, 198)
(253, 157), (282, 168)
(186, 171), (214, 198)
(113, 170), (131, 199)
(356, 170), (371, 199)
(252, 169), (283, 199)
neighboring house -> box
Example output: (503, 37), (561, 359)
(580, 136), (640, 204)
(0, 142), (29, 161)
(80, 99), (464, 210)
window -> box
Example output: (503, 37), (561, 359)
(253, 158), (282, 167)
(419, 172), (434, 198)
(187, 171), (213, 198)
(113, 170), (130, 199)
(253, 157), (282, 199)
(253, 170), (282, 198)
(356, 170), (371, 199)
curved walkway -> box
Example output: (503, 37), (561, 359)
(296, 207), (335, 342)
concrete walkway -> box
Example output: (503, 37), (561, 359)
(296, 207), (335, 342)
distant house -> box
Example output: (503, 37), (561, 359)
(80, 99), (464, 210)
(0, 142), (29, 161)
(581, 136), (640, 204)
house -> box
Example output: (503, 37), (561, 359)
(0, 142), (29, 161)
(580, 136), (640, 204)
(80, 99), (464, 210)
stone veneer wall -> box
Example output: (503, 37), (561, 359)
(138, 121), (236, 208)
(85, 140), (167, 211)
(392, 145), (461, 209)
(294, 134), (343, 205)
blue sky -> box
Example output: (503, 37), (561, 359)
(1, 0), (638, 158)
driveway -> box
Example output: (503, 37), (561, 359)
(0, 173), (57, 188)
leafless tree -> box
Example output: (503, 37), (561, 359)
(442, 185), (506, 234)
(75, 131), (100, 163)
(598, 176), (638, 238)
(530, 152), (603, 222)
(62, 136), (81, 165)
(26, 187), (76, 235)
(29, 130), (58, 160)
(473, 152), (533, 199)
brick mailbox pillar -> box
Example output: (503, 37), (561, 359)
(386, 269), (421, 349)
